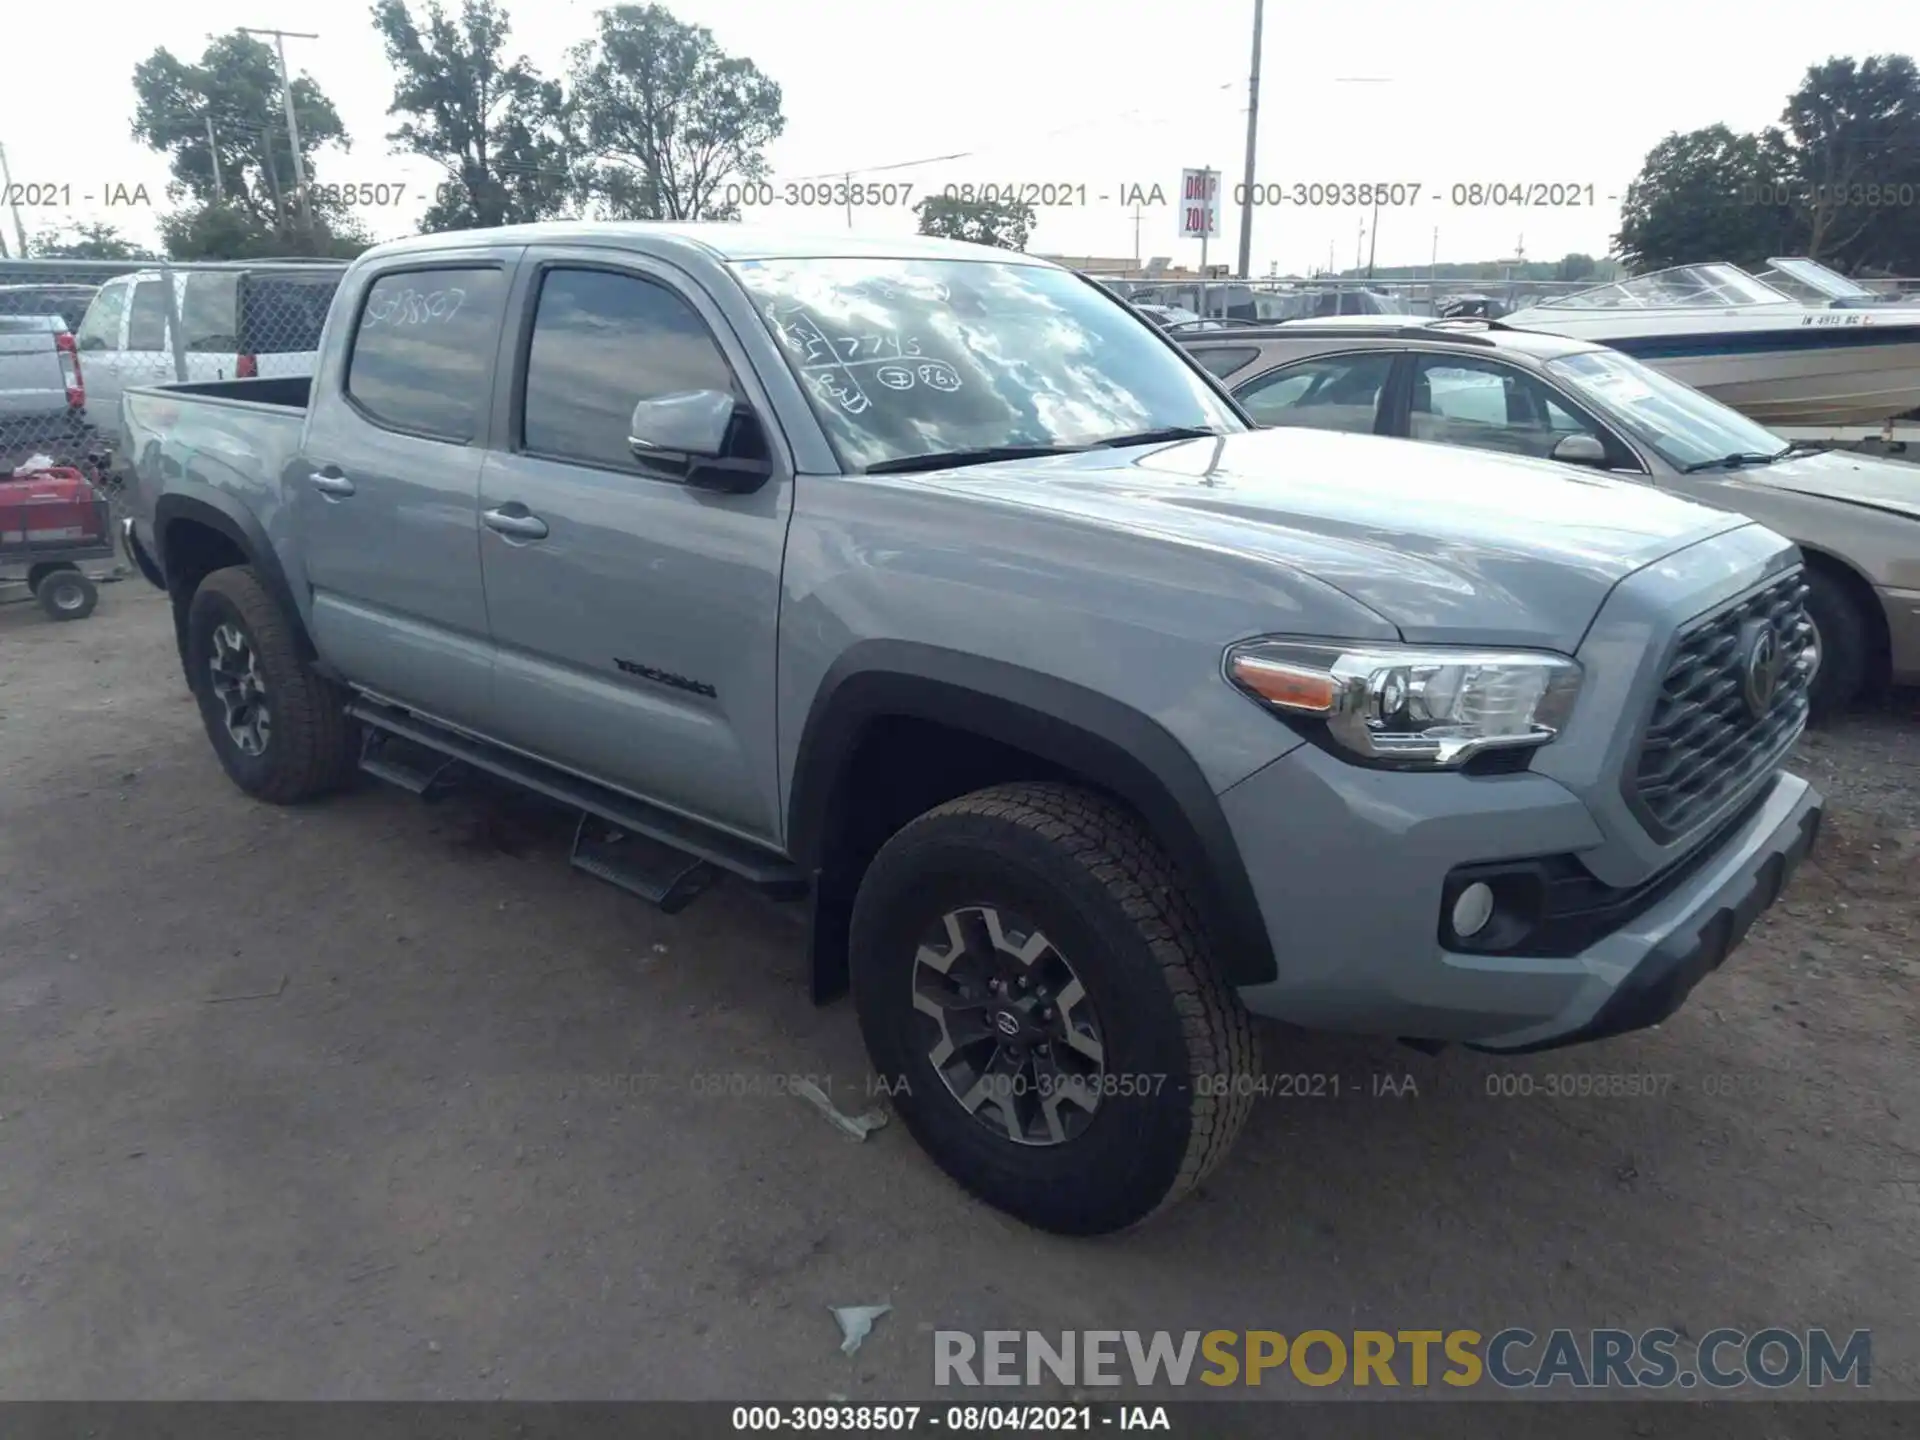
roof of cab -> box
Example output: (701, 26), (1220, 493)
(1180, 316), (1603, 360)
(358, 221), (1057, 266)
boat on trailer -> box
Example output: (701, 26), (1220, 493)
(1503, 261), (1920, 428)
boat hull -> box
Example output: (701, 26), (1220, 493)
(1506, 311), (1920, 427)
(1628, 337), (1920, 427)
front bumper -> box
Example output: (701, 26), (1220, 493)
(1220, 743), (1822, 1051)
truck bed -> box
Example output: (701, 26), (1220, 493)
(121, 377), (310, 539)
(143, 375), (312, 411)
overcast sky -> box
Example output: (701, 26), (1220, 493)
(0, 0), (1904, 272)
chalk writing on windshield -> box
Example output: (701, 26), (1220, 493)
(363, 286), (467, 326)
(766, 304), (964, 413)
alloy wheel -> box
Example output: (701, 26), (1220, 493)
(911, 904), (1107, 1147)
(208, 621), (272, 756)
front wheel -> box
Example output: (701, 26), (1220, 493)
(185, 565), (358, 804)
(1804, 569), (1868, 722)
(849, 783), (1258, 1235)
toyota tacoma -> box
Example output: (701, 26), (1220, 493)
(119, 224), (1824, 1235)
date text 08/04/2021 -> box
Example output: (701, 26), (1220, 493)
(731, 1405), (1168, 1432)
(717, 180), (1610, 210)
(574, 1069), (1786, 1105)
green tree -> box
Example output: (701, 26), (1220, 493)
(372, 0), (572, 231)
(1614, 125), (1794, 270)
(31, 223), (153, 260)
(1762, 55), (1920, 272)
(158, 201), (371, 261)
(132, 31), (362, 256)
(567, 5), (784, 221)
(913, 195), (1035, 251)
(1553, 252), (1599, 283)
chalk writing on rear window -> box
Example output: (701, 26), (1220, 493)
(363, 286), (467, 327)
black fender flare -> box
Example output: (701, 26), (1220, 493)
(788, 641), (1278, 993)
(153, 489), (315, 662)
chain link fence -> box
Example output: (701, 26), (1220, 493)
(0, 257), (346, 481)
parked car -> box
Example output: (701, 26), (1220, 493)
(0, 283), (99, 334)
(1179, 316), (1920, 717)
(0, 314), (86, 460)
(122, 224), (1822, 1235)
(75, 262), (344, 461)
(1439, 293), (1508, 319)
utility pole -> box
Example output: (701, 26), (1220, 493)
(240, 28), (319, 238)
(844, 171), (853, 230)
(1365, 196), (1380, 279)
(1234, 0), (1264, 280)
(1132, 203), (1142, 271)
(0, 140), (29, 257)
(204, 114), (225, 202)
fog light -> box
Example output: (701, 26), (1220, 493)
(1451, 882), (1495, 939)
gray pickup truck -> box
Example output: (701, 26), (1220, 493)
(120, 223), (1824, 1235)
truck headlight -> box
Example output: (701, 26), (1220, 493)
(1225, 640), (1582, 769)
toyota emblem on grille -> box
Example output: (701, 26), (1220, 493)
(994, 1011), (1021, 1037)
(1739, 620), (1784, 718)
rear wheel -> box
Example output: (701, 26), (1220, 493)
(1804, 569), (1867, 722)
(185, 565), (358, 803)
(36, 567), (97, 621)
(849, 782), (1257, 1235)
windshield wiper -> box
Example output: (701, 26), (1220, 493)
(1680, 448), (1792, 473)
(863, 443), (1089, 475)
(1091, 425), (1222, 448)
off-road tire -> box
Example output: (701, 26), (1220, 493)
(185, 565), (358, 804)
(36, 567), (97, 621)
(848, 782), (1258, 1235)
(1805, 569), (1867, 722)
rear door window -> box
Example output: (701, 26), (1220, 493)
(181, 273), (239, 353)
(345, 267), (509, 442)
(1235, 352), (1396, 434)
(127, 279), (170, 351)
(76, 283), (128, 352)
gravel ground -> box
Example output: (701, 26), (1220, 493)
(1, 583), (1916, 1402)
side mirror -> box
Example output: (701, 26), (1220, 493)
(627, 389), (772, 493)
(1551, 432), (1609, 467)
(628, 389), (737, 459)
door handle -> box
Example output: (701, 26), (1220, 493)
(483, 505), (549, 541)
(309, 470), (356, 497)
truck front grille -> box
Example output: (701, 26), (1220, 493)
(1626, 569), (1813, 843)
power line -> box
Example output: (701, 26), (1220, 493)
(776, 80), (1245, 183)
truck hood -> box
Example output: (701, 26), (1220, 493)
(908, 428), (1753, 651)
(1752, 448), (1920, 521)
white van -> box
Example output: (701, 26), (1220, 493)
(74, 263), (344, 458)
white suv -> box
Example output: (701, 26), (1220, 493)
(74, 264), (343, 458)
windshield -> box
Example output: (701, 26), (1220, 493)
(731, 258), (1242, 471)
(1532, 264), (1793, 311)
(1547, 349), (1786, 468)
(1761, 257), (1874, 300)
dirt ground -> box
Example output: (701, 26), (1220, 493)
(2, 582), (1916, 1401)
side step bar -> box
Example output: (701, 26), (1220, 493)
(346, 699), (807, 902)
(359, 728), (467, 799)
